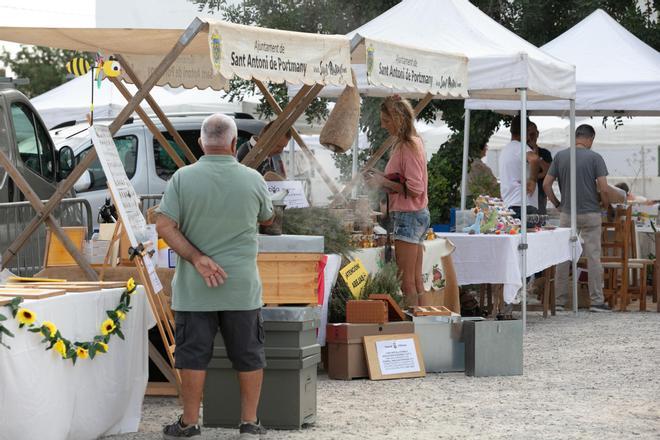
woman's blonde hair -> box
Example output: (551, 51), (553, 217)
(381, 95), (418, 143)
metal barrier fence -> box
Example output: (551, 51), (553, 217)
(139, 194), (163, 219)
(0, 198), (93, 276)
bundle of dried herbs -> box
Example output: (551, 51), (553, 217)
(282, 207), (356, 258)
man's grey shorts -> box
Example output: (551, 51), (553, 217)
(174, 309), (265, 372)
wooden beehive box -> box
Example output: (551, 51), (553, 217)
(257, 253), (322, 305)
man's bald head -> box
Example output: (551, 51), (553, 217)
(200, 113), (238, 154)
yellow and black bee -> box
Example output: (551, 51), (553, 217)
(66, 57), (91, 76)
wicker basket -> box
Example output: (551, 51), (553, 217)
(346, 300), (388, 324)
(319, 69), (359, 153)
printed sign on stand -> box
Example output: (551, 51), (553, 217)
(363, 333), (426, 380)
(339, 258), (369, 298)
(266, 180), (309, 208)
(90, 124), (163, 293)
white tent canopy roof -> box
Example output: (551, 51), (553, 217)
(30, 75), (242, 129)
(466, 9), (660, 115)
(296, 0), (575, 101)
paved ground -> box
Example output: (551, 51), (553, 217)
(106, 311), (660, 439)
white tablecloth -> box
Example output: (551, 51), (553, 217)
(0, 287), (156, 440)
(352, 238), (455, 291)
(435, 228), (580, 303)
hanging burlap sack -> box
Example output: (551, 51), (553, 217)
(319, 68), (360, 153)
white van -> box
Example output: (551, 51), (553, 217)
(51, 113), (265, 227)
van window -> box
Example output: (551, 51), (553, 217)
(76, 135), (138, 192)
(153, 130), (200, 180)
(153, 129), (254, 181)
(11, 102), (55, 181)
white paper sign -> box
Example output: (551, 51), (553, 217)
(266, 180), (309, 208)
(209, 20), (353, 86)
(365, 37), (468, 97)
(376, 338), (421, 375)
(90, 124), (163, 293)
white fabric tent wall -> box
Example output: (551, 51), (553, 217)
(31, 74), (241, 129)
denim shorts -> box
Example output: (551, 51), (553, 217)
(392, 208), (430, 244)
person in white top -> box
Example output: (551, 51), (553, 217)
(498, 115), (540, 218)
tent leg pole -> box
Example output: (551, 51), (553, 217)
(460, 109), (470, 211)
(520, 88), (528, 330)
(570, 99), (578, 315)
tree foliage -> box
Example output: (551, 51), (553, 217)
(190, 0), (659, 223)
(0, 46), (89, 98)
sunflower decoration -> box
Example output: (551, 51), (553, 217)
(76, 346), (89, 360)
(41, 321), (58, 338)
(126, 277), (137, 294)
(100, 318), (116, 336)
(97, 342), (109, 354)
(2, 278), (134, 356)
(53, 339), (67, 358)
(16, 308), (37, 327)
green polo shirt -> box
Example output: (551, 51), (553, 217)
(157, 155), (273, 311)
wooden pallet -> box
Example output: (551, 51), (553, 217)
(7, 281), (126, 291)
(0, 288), (66, 300)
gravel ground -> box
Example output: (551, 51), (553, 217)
(106, 311), (660, 440)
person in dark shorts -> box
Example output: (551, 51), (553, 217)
(156, 113), (274, 439)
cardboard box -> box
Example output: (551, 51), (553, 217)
(83, 239), (118, 266)
(325, 322), (414, 380)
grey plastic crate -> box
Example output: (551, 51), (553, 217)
(204, 353), (320, 429)
(413, 316), (484, 373)
(464, 320), (523, 377)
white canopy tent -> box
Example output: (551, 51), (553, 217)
(466, 9), (660, 116)
(31, 75), (242, 129)
(465, 9), (660, 317)
(305, 0), (576, 326)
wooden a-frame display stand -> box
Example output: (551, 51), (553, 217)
(97, 208), (181, 394)
(0, 17), (357, 396)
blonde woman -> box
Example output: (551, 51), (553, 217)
(366, 95), (430, 307)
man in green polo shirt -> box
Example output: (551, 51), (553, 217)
(156, 113), (274, 439)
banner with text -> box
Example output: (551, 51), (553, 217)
(208, 21), (353, 86)
(121, 54), (227, 91)
(364, 38), (468, 97)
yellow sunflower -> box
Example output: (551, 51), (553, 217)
(98, 342), (109, 353)
(53, 339), (67, 358)
(41, 321), (57, 338)
(126, 278), (136, 293)
(16, 308), (36, 325)
(116, 311), (126, 321)
(100, 318), (116, 336)
(76, 347), (89, 359)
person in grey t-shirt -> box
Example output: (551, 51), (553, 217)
(543, 124), (611, 312)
